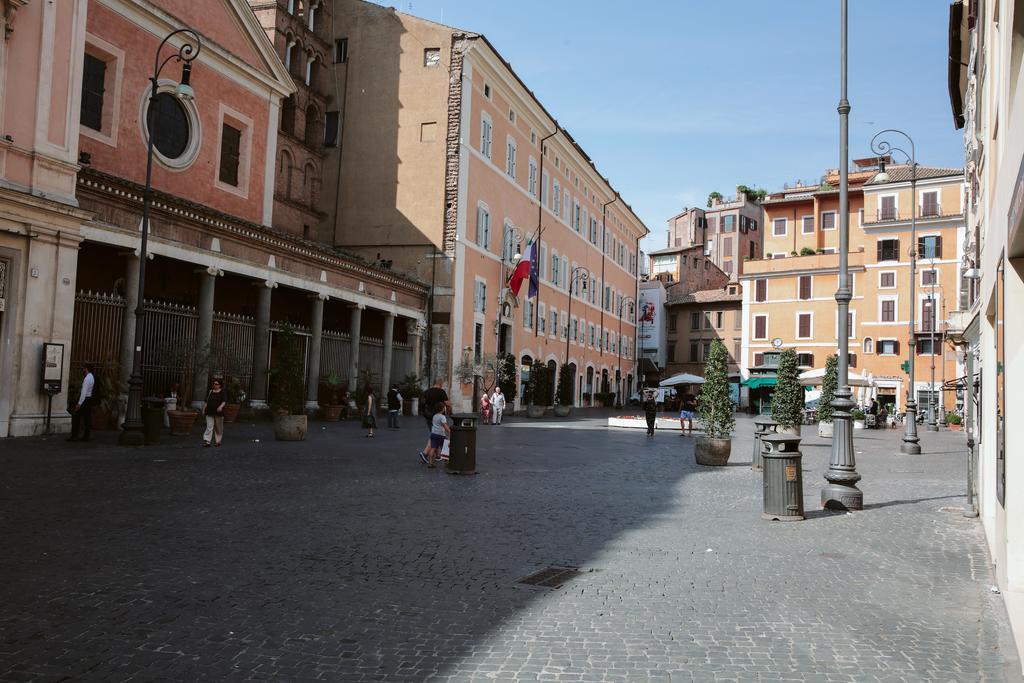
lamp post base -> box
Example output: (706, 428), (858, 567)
(118, 425), (146, 447)
(927, 423), (939, 432)
(963, 506), (979, 518)
(821, 482), (863, 511)
(900, 441), (922, 455)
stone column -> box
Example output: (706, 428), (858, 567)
(191, 267), (219, 409)
(347, 304), (364, 393)
(305, 294), (327, 411)
(407, 319), (425, 381)
(249, 281), (275, 410)
(380, 312), (395, 402)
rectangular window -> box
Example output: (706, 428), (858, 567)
(798, 275), (812, 300)
(734, 310), (742, 330)
(541, 171), (549, 205)
(797, 313), (812, 339)
(219, 123), (242, 186)
(922, 269), (937, 286)
(423, 48), (440, 67)
(753, 315), (768, 340)
(528, 158), (537, 196)
(334, 38), (348, 64)
(523, 300), (533, 329)
(704, 311), (713, 330)
(878, 339), (899, 355)
(476, 205), (490, 250)
(689, 342), (699, 362)
(480, 115), (492, 158)
(473, 280), (487, 313)
(877, 238), (900, 262)
(324, 111), (340, 146)
(881, 299), (896, 322)
(880, 195), (897, 221)
(690, 311), (701, 330)
(668, 314), (677, 332)
(755, 278), (767, 302)
(918, 235), (943, 259)
(754, 352), (765, 367)
(552, 181), (561, 216)
(550, 310), (557, 336)
(722, 215), (735, 232)
(733, 340), (741, 361)
(474, 323), (483, 363)
(506, 138), (516, 178)
(723, 260), (733, 275)
(921, 190), (939, 217)
(797, 352), (814, 367)
(922, 299), (936, 331)
(917, 338), (937, 355)
(820, 211), (836, 230)
(773, 218), (787, 236)
(801, 215), (814, 234)
(81, 53), (106, 131)
(538, 304), (546, 333)
(573, 200), (581, 231)
(880, 271), (896, 288)
(702, 342), (711, 361)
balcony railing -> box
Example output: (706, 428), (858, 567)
(865, 205), (962, 225)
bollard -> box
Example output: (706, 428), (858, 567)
(751, 414), (779, 471)
(761, 432), (804, 521)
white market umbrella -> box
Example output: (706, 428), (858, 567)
(660, 373), (706, 387)
(799, 367), (871, 387)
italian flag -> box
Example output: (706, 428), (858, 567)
(508, 239), (537, 298)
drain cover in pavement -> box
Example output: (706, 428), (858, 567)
(517, 566), (582, 589)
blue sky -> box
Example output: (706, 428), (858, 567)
(381, 0), (964, 255)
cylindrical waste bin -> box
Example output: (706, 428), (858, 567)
(761, 432), (804, 521)
(142, 397), (165, 445)
(447, 413), (477, 474)
(751, 415), (779, 471)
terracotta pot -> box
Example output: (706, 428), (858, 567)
(323, 404), (344, 421)
(90, 408), (115, 431)
(817, 421), (833, 438)
(527, 405), (545, 418)
(694, 436), (732, 466)
(222, 404), (241, 423)
(273, 414), (307, 441)
(167, 409), (199, 435)
(950, 423), (962, 431)
(554, 405), (571, 417)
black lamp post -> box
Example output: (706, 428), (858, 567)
(120, 28), (202, 446)
(565, 266), (589, 367)
(871, 129), (921, 454)
(821, 0), (863, 510)
(616, 296), (635, 408)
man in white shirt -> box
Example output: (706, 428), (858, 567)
(490, 386), (506, 425)
(68, 364), (95, 442)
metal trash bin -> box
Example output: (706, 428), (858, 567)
(751, 414), (779, 471)
(142, 397), (166, 445)
(761, 433), (804, 521)
(447, 413), (478, 474)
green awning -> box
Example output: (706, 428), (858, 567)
(744, 377), (777, 389)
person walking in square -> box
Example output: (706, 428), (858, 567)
(642, 390), (658, 437)
(479, 390), (491, 425)
(363, 386), (377, 437)
(67, 364), (95, 442)
(679, 393), (697, 436)
(490, 386), (506, 425)
(386, 383), (402, 429)
(419, 378), (450, 463)
(425, 402), (450, 469)
(203, 378), (226, 447)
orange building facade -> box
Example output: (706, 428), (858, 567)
(739, 163), (964, 416)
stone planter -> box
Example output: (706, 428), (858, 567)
(694, 436), (732, 466)
(167, 409), (199, 435)
(223, 403), (241, 423)
(853, 420), (865, 430)
(779, 425), (801, 436)
(273, 414), (308, 441)
(323, 404), (344, 421)
(817, 421), (833, 438)
(554, 405), (571, 417)
(527, 405), (545, 418)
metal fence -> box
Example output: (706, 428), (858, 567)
(70, 291), (413, 400)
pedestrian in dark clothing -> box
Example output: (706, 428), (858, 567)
(363, 387), (377, 437)
(386, 384), (402, 429)
(203, 379), (226, 447)
(642, 392), (658, 437)
(68, 364), (95, 442)
(419, 378), (450, 464)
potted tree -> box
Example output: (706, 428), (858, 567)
(526, 367), (548, 418)
(554, 364), (574, 417)
(771, 349), (803, 436)
(947, 412), (963, 431)
(399, 373), (422, 416)
(497, 354), (518, 414)
(319, 373), (346, 421)
(851, 409), (866, 429)
(270, 326), (308, 441)
(817, 354), (838, 438)
(695, 340), (735, 466)
(222, 376), (244, 423)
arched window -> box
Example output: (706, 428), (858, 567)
(308, 0), (319, 30)
(304, 104), (320, 147)
(286, 42), (301, 76)
(303, 162), (319, 207)
(863, 337), (874, 354)
(280, 96), (296, 135)
(277, 148), (293, 198)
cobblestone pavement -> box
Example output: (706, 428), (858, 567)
(0, 413), (1020, 682)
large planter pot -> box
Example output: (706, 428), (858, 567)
(694, 436), (732, 466)
(168, 409), (199, 435)
(779, 425), (801, 436)
(274, 414), (308, 441)
(950, 423), (962, 431)
(554, 405), (571, 417)
(403, 397), (419, 416)
(223, 403), (241, 423)
(90, 407), (116, 431)
(323, 404), (344, 421)
(817, 421), (833, 438)
(527, 405), (545, 418)
(853, 420), (865, 430)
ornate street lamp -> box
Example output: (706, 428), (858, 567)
(615, 296), (635, 408)
(821, 0), (863, 510)
(565, 266), (589, 367)
(120, 28), (202, 446)
(927, 272), (938, 431)
(871, 129), (921, 454)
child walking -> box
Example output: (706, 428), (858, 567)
(425, 403), (450, 469)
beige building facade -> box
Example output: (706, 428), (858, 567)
(663, 285), (743, 381)
(322, 1), (647, 410)
(664, 191), (763, 281)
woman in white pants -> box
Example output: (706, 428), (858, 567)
(203, 379), (226, 447)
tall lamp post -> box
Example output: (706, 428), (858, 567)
(870, 129), (921, 454)
(615, 296), (635, 408)
(565, 266), (589, 365)
(939, 296), (948, 427)
(821, 0), (863, 510)
(120, 28), (202, 446)
(927, 271), (938, 431)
